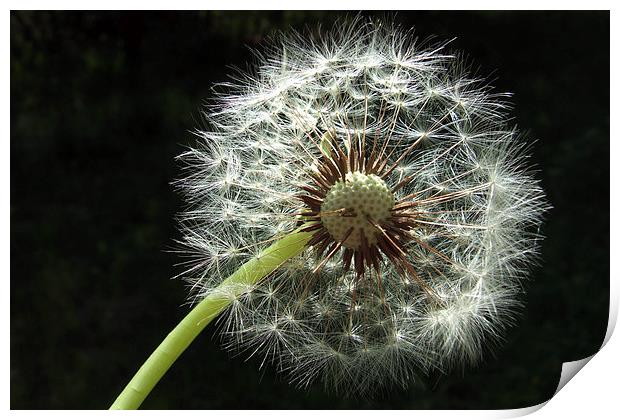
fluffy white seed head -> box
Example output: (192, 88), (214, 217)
(176, 18), (548, 395)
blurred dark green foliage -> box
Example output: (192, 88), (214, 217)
(11, 11), (609, 409)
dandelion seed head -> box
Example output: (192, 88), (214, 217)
(176, 17), (548, 395)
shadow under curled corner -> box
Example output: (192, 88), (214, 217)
(497, 290), (617, 418)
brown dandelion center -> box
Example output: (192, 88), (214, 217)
(321, 171), (395, 249)
(296, 129), (441, 304)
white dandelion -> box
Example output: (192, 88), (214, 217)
(174, 19), (548, 395)
(111, 18), (548, 409)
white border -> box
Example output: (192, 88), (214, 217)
(5, 3), (616, 417)
(2, 1), (617, 10)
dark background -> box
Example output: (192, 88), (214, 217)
(10, 11), (610, 409)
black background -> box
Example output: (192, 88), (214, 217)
(11, 11), (609, 409)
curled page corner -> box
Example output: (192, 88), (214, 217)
(553, 355), (595, 396)
(498, 295), (617, 418)
(555, 290), (618, 391)
(552, 306), (617, 397)
(497, 353), (600, 418)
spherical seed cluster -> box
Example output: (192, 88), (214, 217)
(176, 19), (548, 395)
(321, 171), (395, 249)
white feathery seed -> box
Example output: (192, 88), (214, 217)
(176, 19), (548, 395)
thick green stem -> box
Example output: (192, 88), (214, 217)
(110, 230), (312, 410)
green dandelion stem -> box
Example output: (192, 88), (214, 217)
(110, 229), (313, 410)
